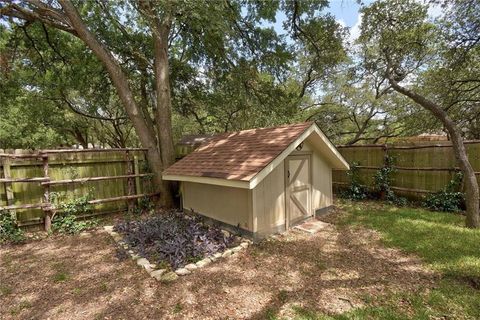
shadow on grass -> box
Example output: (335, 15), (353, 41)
(335, 201), (480, 281)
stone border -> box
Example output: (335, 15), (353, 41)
(103, 225), (251, 282)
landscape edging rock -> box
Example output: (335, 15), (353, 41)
(103, 225), (251, 282)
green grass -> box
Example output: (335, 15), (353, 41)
(319, 200), (480, 320)
(0, 285), (12, 296)
(173, 302), (183, 314)
(262, 200), (480, 319)
(52, 272), (69, 282)
(337, 200), (480, 280)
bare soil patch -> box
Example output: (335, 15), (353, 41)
(0, 214), (437, 319)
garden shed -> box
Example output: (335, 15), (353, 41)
(163, 122), (349, 238)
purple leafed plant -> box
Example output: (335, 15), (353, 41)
(114, 211), (236, 269)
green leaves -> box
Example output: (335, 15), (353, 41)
(359, 0), (437, 76)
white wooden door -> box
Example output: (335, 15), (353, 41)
(285, 155), (312, 227)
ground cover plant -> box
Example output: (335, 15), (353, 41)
(0, 212), (25, 243)
(424, 172), (465, 213)
(50, 190), (98, 235)
(114, 211), (236, 269)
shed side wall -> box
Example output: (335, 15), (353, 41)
(182, 182), (252, 232)
(252, 161), (286, 235)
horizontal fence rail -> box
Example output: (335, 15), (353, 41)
(333, 140), (480, 200)
(0, 148), (156, 230)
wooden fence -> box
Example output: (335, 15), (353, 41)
(0, 148), (158, 230)
(333, 141), (480, 200)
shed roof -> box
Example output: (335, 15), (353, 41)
(163, 122), (349, 189)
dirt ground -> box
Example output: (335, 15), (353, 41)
(0, 213), (437, 319)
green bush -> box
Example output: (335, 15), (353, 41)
(135, 195), (155, 214)
(52, 213), (97, 234)
(341, 162), (368, 200)
(424, 172), (465, 212)
(51, 190), (97, 234)
(374, 156), (395, 193)
(0, 211), (25, 243)
(386, 189), (408, 207)
(374, 155), (408, 206)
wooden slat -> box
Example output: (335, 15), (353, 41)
(42, 156), (52, 231)
(2, 158), (15, 208)
(134, 156), (142, 204)
(0, 153), (45, 159)
(41, 173), (153, 186)
(9, 158), (139, 167)
(333, 166), (480, 173)
(332, 181), (435, 194)
(88, 192), (160, 205)
(336, 140), (480, 149)
(0, 177), (50, 183)
(0, 203), (47, 211)
(41, 148), (147, 154)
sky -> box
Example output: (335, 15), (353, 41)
(327, 0), (370, 27)
(267, 0), (373, 43)
(269, 0), (442, 43)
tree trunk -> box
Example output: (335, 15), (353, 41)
(152, 14), (176, 207)
(388, 77), (479, 228)
(59, 0), (171, 205)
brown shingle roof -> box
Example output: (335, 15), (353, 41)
(164, 122), (313, 181)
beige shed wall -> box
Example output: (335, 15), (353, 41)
(252, 161), (286, 235)
(182, 182), (253, 232)
(292, 139), (333, 210)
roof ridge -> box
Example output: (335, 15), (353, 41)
(224, 121), (313, 135)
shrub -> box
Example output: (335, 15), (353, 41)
(0, 211), (25, 243)
(374, 155), (408, 206)
(341, 162), (368, 200)
(374, 156), (395, 195)
(135, 195), (155, 214)
(386, 189), (408, 207)
(51, 190), (97, 234)
(114, 211), (235, 269)
(424, 172), (465, 212)
(52, 214), (97, 234)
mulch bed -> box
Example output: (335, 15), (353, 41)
(0, 212), (438, 319)
(113, 211), (237, 270)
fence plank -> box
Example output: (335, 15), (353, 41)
(334, 141), (480, 200)
(134, 156), (142, 205)
(42, 156), (52, 231)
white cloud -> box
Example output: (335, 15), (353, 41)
(349, 13), (363, 44)
(414, 0), (444, 19)
(427, 3), (444, 18)
(336, 18), (347, 28)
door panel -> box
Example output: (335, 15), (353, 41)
(286, 155), (311, 227)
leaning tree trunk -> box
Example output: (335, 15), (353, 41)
(388, 77), (480, 228)
(60, 0), (172, 205)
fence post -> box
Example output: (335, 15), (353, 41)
(42, 154), (52, 232)
(2, 157), (16, 221)
(133, 156), (141, 205)
(125, 151), (135, 214)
